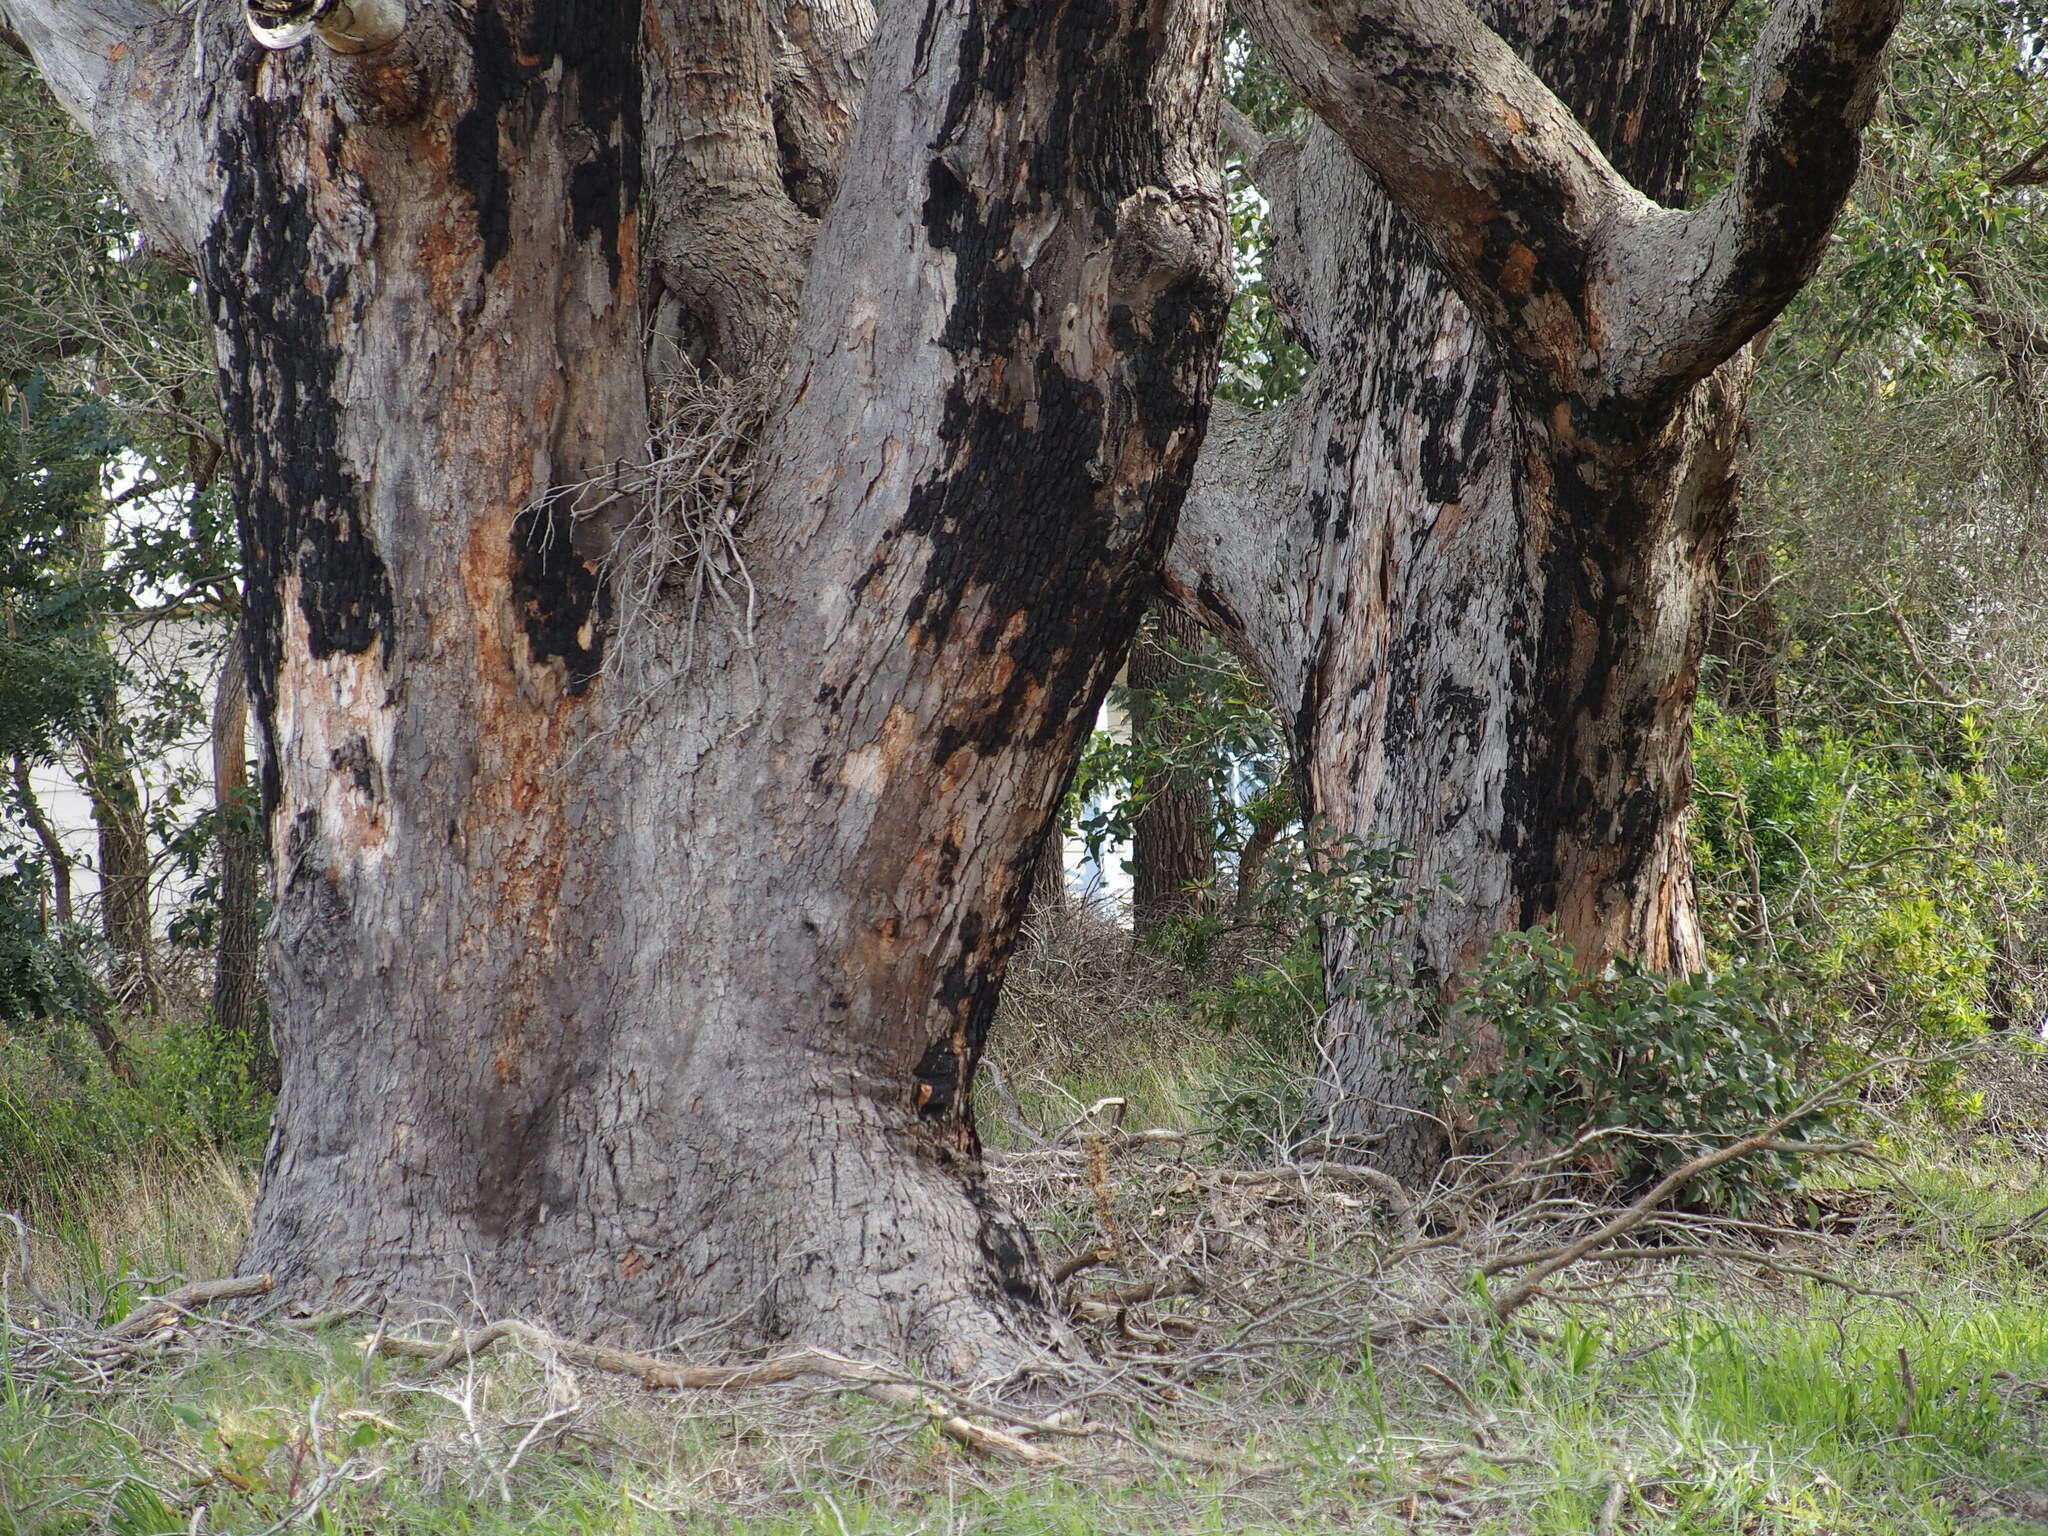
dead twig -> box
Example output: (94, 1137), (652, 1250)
(368, 1323), (1062, 1466)
(109, 1274), (275, 1342)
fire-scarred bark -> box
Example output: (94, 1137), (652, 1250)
(1168, 0), (1900, 1177)
(4, 0), (1229, 1370)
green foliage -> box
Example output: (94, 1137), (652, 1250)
(1186, 928), (1323, 1154)
(1067, 618), (1290, 893)
(1219, 30), (1309, 410)
(1442, 929), (1824, 1202)
(0, 861), (108, 1056)
(0, 1019), (272, 1211)
(1691, 703), (2035, 1112)
(0, 375), (121, 763)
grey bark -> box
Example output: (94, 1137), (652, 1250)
(1030, 824), (1070, 918)
(78, 701), (156, 1013)
(10, 753), (73, 925)
(1, 0), (1229, 1370)
(1169, 0), (1899, 1178)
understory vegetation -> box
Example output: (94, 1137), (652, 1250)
(6, 1033), (2048, 1534)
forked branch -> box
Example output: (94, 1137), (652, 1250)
(1634, 0), (1905, 403)
(0, 0), (223, 260)
(1237, 0), (1904, 413)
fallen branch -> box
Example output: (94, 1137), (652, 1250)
(368, 1322), (1062, 1466)
(109, 1273), (274, 1341)
(1212, 1161), (1420, 1246)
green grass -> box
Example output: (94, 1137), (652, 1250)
(6, 1151), (2048, 1533)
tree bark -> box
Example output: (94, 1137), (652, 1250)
(1029, 823), (1070, 918)
(1232, 790), (1289, 919)
(1127, 606), (1215, 935)
(4, 0), (1229, 1368)
(1169, 0), (1898, 1178)
(210, 616), (271, 1086)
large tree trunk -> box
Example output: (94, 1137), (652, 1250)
(1, 0), (1232, 1369)
(1127, 606), (1215, 935)
(1171, 0), (1896, 1179)
(209, 617), (271, 1086)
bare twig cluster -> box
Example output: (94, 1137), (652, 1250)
(986, 1066), (1896, 1417)
(520, 359), (772, 690)
(0, 1255), (271, 1389)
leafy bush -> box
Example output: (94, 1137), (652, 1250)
(1691, 702), (2037, 1115)
(0, 859), (109, 1054)
(1442, 929), (1825, 1203)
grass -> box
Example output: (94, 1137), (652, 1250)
(4, 977), (2048, 1533)
(4, 1144), (2048, 1534)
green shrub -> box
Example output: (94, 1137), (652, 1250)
(0, 860), (109, 1054)
(0, 1018), (272, 1210)
(1691, 701), (2037, 1116)
(1441, 929), (1826, 1203)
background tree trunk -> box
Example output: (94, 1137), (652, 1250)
(1030, 823), (1071, 918)
(78, 703), (156, 1013)
(1128, 606), (1215, 936)
(1172, 0), (1893, 1179)
(209, 617), (270, 1086)
(10, 753), (73, 925)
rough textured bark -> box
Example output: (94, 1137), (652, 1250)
(1169, 0), (1899, 1177)
(3, 0), (1228, 1369)
(209, 618), (271, 1086)
(1128, 606), (1215, 934)
(1029, 823), (1070, 917)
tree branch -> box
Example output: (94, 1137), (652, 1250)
(1234, 0), (1647, 395)
(1236, 0), (1902, 414)
(0, 0), (223, 263)
(1160, 399), (1310, 698)
(1218, 98), (1269, 164)
(1626, 0), (1904, 403)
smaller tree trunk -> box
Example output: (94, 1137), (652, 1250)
(10, 753), (130, 1080)
(78, 709), (157, 1014)
(1029, 822), (1070, 917)
(10, 754), (73, 925)
(1128, 607), (1215, 936)
(1232, 792), (1290, 919)
(210, 623), (271, 1087)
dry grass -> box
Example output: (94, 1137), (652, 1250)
(2, 1147), (252, 1312)
(7, 1102), (2048, 1531)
